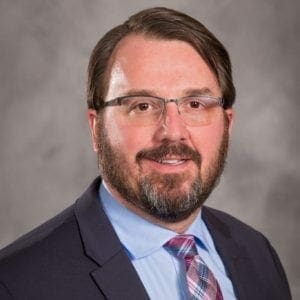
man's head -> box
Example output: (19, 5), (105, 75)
(87, 7), (235, 110)
(87, 7), (235, 224)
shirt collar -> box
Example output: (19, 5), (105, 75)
(99, 182), (209, 259)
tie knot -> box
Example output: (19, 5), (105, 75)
(164, 234), (198, 260)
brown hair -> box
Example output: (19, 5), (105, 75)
(87, 7), (235, 110)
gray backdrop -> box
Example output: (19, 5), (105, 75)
(1, 0), (299, 298)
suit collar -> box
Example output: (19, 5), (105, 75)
(202, 206), (256, 300)
(75, 177), (121, 264)
(74, 177), (149, 299)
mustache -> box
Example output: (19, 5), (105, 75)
(136, 142), (201, 165)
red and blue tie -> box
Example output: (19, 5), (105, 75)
(165, 234), (223, 300)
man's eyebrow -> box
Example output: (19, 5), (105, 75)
(182, 88), (214, 96)
(120, 89), (156, 97)
(119, 87), (215, 98)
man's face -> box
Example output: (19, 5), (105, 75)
(88, 35), (233, 223)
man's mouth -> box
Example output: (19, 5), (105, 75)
(136, 143), (201, 166)
(154, 159), (187, 165)
(139, 155), (195, 173)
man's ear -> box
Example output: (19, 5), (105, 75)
(225, 108), (234, 136)
(87, 109), (99, 152)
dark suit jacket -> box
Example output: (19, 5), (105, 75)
(0, 177), (291, 299)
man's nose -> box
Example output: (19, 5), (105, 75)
(153, 103), (190, 143)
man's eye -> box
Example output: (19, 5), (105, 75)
(127, 101), (155, 113)
(189, 101), (201, 109)
(186, 100), (205, 110)
(137, 102), (150, 111)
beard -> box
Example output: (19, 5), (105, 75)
(97, 116), (229, 223)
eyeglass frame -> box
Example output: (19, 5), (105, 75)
(100, 94), (224, 108)
(95, 94), (225, 126)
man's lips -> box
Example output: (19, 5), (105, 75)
(136, 143), (201, 166)
(150, 158), (189, 166)
(141, 157), (193, 173)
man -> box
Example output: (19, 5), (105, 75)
(0, 7), (291, 300)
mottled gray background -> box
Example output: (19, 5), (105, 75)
(0, 0), (299, 297)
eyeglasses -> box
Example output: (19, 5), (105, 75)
(101, 95), (224, 127)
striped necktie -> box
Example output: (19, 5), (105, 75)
(164, 234), (223, 300)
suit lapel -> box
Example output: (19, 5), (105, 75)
(74, 177), (149, 300)
(202, 207), (259, 300)
(91, 251), (149, 299)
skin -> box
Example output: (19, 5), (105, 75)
(88, 35), (234, 233)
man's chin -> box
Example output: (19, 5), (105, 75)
(135, 176), (204, 223)
(140, 170), (197, 190)
(141, 198), (202, 223)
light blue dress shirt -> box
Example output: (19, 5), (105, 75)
(99, 182), (236, 300)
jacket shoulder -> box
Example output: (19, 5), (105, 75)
(202, 206), (265, 240)
(0, 204), (76, 263)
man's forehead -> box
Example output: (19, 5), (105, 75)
(105, 34), (221, 100)
(111, 34), (199, 64)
